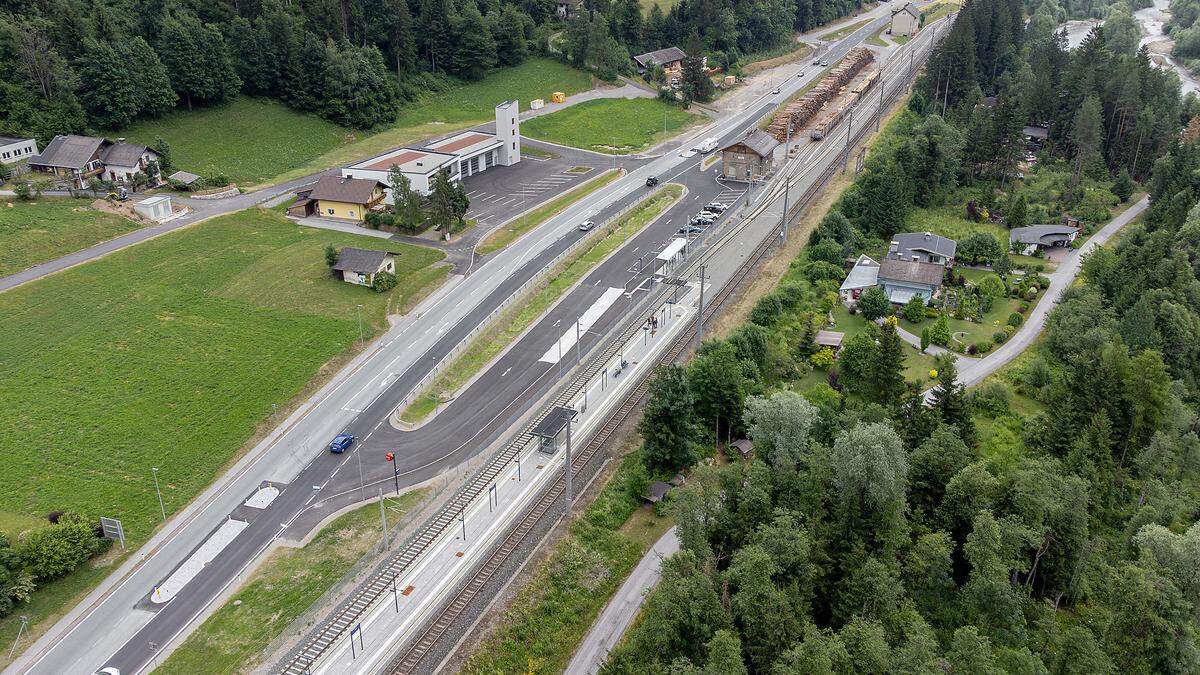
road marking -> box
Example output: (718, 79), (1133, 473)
(501, 367), (511, 376)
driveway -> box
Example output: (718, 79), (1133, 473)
(931, 196), (1150, 397)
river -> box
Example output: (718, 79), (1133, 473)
(1058, 0), (1200, 95)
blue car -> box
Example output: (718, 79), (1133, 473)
(329, 433), (356, 454)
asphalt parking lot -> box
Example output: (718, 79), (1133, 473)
(463, 141), (631, 230)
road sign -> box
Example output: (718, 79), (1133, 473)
(100, 516), (125, 551)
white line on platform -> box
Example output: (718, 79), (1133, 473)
(540, 287), (624, 364)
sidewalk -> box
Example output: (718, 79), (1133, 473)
(565, 526), (680, 674)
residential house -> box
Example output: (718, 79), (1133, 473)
(28, 135), (161, 188)
(877, 258), (945, 304)
(555, 0), (583, 18)
(308, 175), (387, 222)
(719, 130), (781, 182)
(1009, 224), (1078, 256)
(840, 253), (880, 302)
(890, 2), (921, 36)
(633, 47), (690, 81)
(0, 136), (38, 164)
(332, 247), (398, 286)
(102, 141), (162, 185)
(887, 231), (956, 266)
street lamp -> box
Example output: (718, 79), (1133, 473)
(385, 451), (399, 495)
(151, 467), (165, 523)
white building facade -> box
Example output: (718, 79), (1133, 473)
(0, 136), (38, 164)
(342, 100), (521, 202)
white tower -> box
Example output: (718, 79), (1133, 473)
(495, 100), (520, 166)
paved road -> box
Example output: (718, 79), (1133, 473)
(940, 195), (1149, 395)
(566, 526), (680, 674)
(0, 88), (650, 296)
(12, 8), (936, 674)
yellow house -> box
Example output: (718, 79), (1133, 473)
(308, 175), (387, 222)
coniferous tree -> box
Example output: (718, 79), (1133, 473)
(929, 358), (975, 445)
(449, 2), (497, 80)
(639, 365), (696, 473)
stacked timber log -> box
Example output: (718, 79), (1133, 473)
(766, 47), (876, 141)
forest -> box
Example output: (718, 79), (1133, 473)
(0, 0), (867, 143)
(597, 0), (1200, 672)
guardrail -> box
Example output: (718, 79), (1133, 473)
(389, 172), (667, 418)
(277, 22), (947, 673)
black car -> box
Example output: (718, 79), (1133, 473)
(645, 176), (660, 187)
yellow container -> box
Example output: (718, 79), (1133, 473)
(551, 91), (566, 103)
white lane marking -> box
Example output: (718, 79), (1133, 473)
(501, 367), (511, 377)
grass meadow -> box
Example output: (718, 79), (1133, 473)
(121, 59), (595, 187)
(0, 198), (140, 276)
(521, 98), (702, 154)
(0, 208), (444, 540)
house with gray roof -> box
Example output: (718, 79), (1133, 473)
(720, 130), (781, 182)
(28, 134), (161, 188)
(887, 231), (957, 266)
(877, 258), (945, 304)
(633, 47), (689, 74)
(840, 254), (880, 303)
(332, 247), (398, 287)
(0, 136), (37, 164)
(1009, 224), (1078, 256)
(890, 2), (921, 36)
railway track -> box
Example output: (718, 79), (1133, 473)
(278, 23), (942, 675)
(383, 37), (938, 675)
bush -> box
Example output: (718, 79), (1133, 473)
(204, 172), (232, 187)
(972, 339), (994, 354)
(1023, 287), (1038, 301)
(324, 245), (338, 268)
(992, 329), (1009, 343)
(1007, 312), (1023, 327)
(21, 513), (109, 582)
(749, 292), (784, 326)
(372, 271), (397, 292)
(13, 181), (31, 200)
(1018, 302), (1030, 313)
(966, 343), (978, 355)
(970, 381), (1011, 415)
(809, 347), (835, 370)
(903, 295), (927, 324)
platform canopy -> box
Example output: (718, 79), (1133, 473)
(531, 405), (578, 439)
(657, 237), (687, 262)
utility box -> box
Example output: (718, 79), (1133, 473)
(531, 98), (545, 110)
(133, 195), (172, 222)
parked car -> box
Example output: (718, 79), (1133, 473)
(578, 220), (595, 231)
(772, 87), (782, 95)
(693, 212), (715, 225)
(329, 434), (355, 454)
(645, 175), (660, 187)
(703, 202), (728, 213)
(679, 224), (704, 234)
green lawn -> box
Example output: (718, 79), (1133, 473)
(900, 206), (1054, 270)
(157, 490), (428, 675)
(0, 198), (140, 276)
(900, 294), (1025, 347)
(403, 184), (683, 423)
(120, 97), (352, 186)
(120, 59), (595, 187)
(790, 307), (939, 391)
(522, 98), (702, 155)
(477, 168), (621, 255)
(0, 208), (446, 664)
(0, 208), (444, 540)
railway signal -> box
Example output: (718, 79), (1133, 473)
(385, 452), (399, 495)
